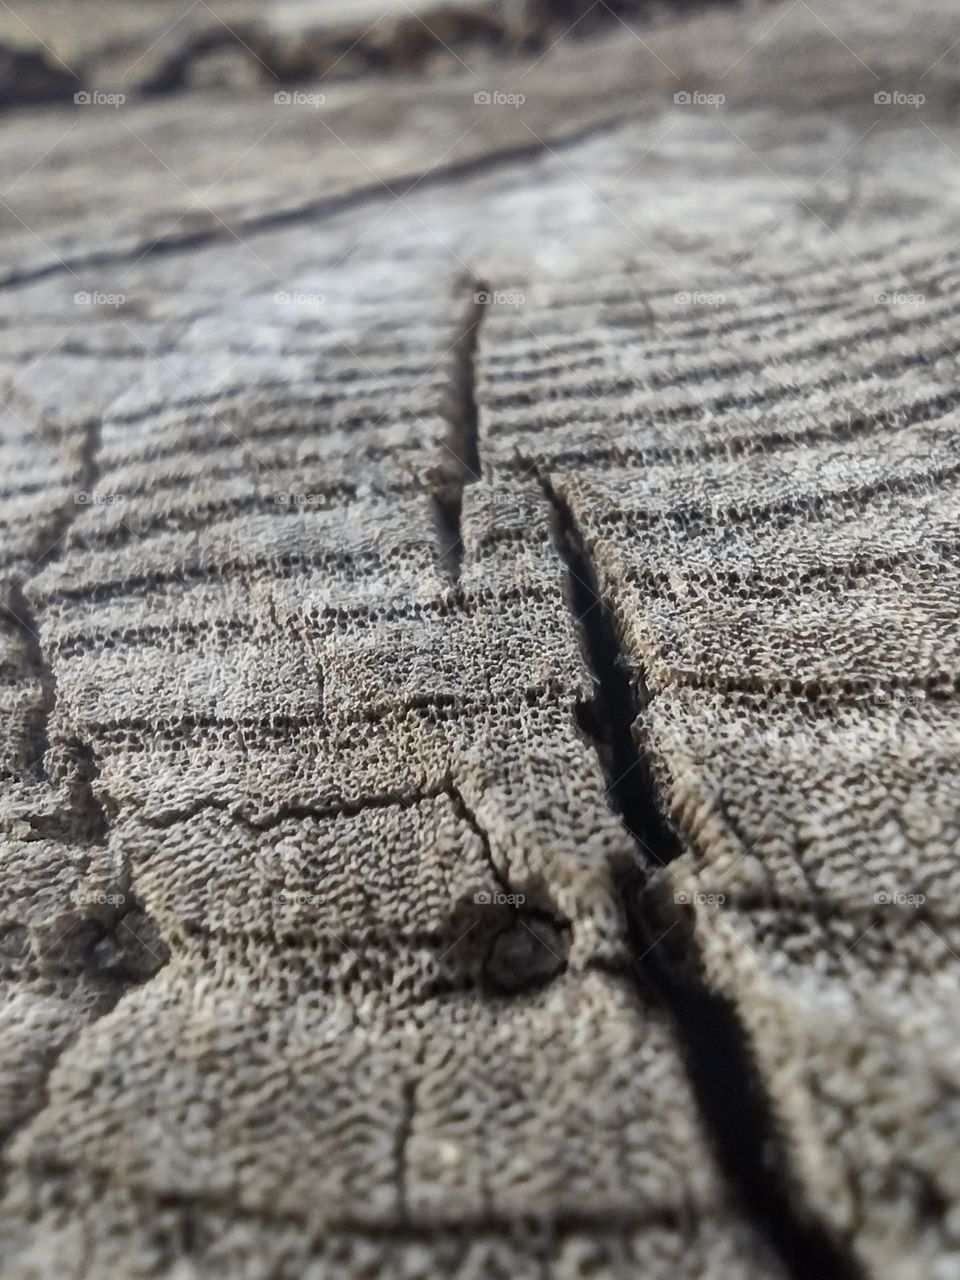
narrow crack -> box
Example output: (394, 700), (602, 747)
(246, 787), (449, 831)
(536, 465), (863, 1280)
(0, 113), (642, 292)
(432, 282), (487, 582)
(535, 474), (679, 866)
(445, 777), (517, 905)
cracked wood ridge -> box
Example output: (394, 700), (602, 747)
(2, 0), (960, 1277)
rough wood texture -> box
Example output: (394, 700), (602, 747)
(1, 1), (959, 1277)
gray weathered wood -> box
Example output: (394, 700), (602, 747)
(1, 1), (959, 1276)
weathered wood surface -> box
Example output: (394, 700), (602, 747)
(1, 1), (960, 1277)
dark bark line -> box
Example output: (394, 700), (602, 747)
(0, 112), (643, 292)
(432, 282), (487, 582)
(535, 466), (864, 1280)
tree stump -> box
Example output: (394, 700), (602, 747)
(1, 1), (959, 1276)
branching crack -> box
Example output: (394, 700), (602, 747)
(537, 465), (863, 1280)
(431, 282), (487, 582)
(445, 775), (569, 993)
(444, 777), (518, 905)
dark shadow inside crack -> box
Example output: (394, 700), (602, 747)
(537, 463), (864, 1280)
